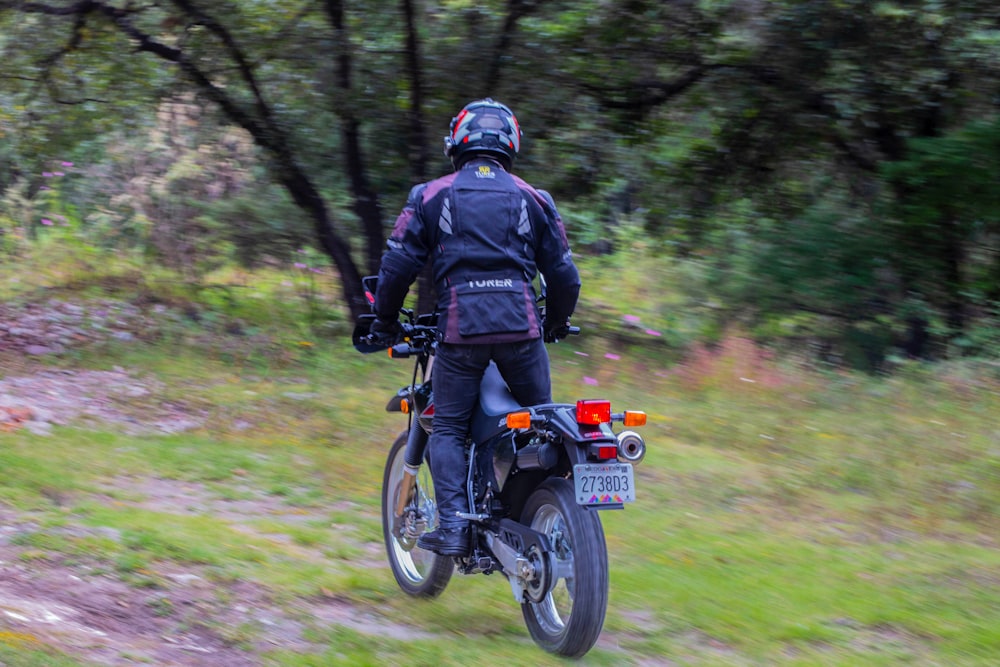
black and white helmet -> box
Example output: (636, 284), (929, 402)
(444, 98), (522, 170)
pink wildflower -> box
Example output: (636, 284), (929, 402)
(60, 161), (73, 167)
(42, 172), (53, 178)
(53, 171), (65, 177)
(645, 329), (662, 337)
(41, 218), (53, 226)
(583, 376), (599, 386)
(294, 262), (307, 270)
(605, 353), (620, 361)
(624, 314), (641, 323)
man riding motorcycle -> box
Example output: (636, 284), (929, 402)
(369, 98), (581, 556)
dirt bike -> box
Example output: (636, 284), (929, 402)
(353, 277), (648, 658)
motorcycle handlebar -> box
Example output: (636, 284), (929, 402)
(357, 319), (580, 356)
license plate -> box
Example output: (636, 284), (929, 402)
(573, 462), (635, 505)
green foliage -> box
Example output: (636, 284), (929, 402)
(702, 192), (900, 364)
(882, 116), (1000, 344)
(2, 0), (1000, 361)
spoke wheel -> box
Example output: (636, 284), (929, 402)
(381, 431), (452, 597)
(520, 478), (608, 657)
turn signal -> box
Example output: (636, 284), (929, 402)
(576, 399), (611, 425)
(506, 411), (532, 430)
(399, 399), (410, 414)
(622, 411), (647, 427)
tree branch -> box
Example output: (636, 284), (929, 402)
(166, 0), (273, 123)
(0, 0), (95, 15)
(740, 64), (881, 172)
(484, 0), (537, 94)
(3, 0), (369, 317)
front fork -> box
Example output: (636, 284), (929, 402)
(395, 424), (429, 523)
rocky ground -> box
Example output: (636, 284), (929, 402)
(0, 299), (155, 358)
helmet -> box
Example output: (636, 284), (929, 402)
(444, 98), (521, 170)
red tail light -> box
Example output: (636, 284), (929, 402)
(576, 399), (611, 425)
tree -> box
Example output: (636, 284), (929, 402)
(0, 0), (546, 318)
(3, 0), (999, 361)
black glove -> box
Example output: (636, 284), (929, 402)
(368, 318), (401, 347)
(543, 320), (571, 343)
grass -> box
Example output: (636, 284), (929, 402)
(0, 254), (998, 665)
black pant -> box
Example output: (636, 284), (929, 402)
(429, 338), (551, 529)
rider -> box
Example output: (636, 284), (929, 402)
(370, 98), (581, 556)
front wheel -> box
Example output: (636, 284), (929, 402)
(381, 431), (453, 597)
(520, 478), (609, 657)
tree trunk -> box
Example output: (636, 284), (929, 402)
(325, 0), (385, 279)
(943, 216), (965, 337)
(401, 0), (436, 315)
(277, 167), (368, 320)
(483, 0), (536, 95)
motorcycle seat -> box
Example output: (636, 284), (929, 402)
(478, 362), (522, 417)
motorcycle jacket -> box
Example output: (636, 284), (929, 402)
(375, 157), (580, 344)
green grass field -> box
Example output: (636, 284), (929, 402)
(1, 255), (998, 665)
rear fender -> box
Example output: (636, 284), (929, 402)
(533, 405), (617, 465)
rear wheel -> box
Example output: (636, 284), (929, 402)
(519, 478), (608, 657)
(381, 431), (453, 597)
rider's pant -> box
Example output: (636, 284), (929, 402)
(429, 338), (551, 530)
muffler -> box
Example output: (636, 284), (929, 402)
(616, 430), (646, 463)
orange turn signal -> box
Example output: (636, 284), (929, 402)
(400, 399), (410, 414)
(506, 411), (532, 430)
(622, 411), (647, 427)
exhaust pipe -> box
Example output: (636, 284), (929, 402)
(616, 430), (646, 464)
(516, 442), (559, 470)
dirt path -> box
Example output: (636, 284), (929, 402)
(0, 298), (434, 665)
(0, 496), (426, 666)
(0, 471), (430, 666)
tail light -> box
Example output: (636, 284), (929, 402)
(576, 399), (611, 425)
(596, 445), (618, 459)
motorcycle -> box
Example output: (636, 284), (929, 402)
(353, 276), (648, 658)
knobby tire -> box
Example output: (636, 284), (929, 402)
(519, 477), (609, 657)
(381, 431), (453, 598)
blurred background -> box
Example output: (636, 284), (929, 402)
(1, 0), (998, 366)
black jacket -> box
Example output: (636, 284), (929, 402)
(375, 157), (580, 344)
